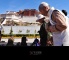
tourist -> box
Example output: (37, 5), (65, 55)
(38, 2), (69, 46)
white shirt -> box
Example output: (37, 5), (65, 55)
(48, 8), (69, 46)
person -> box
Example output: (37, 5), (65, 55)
(0, 25), (3, 41)
(31, 38), (40, 46)
(0, 19), (6, 42)
(8, 35), (14, 42)
(62, 10), (69, 24)
(36, 14), (52, 46)
(39, 2), (69, 46)
(62, 10), (69, 46)
(6, 39), (14, 46)
(36, 14), (47, 46)
(16, 42), (21, 46)
(21, 36), (27, 46)
(62, 10), (67, 16)
(47, 37), (53, 46)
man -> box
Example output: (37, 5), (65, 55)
(36, 14), (47, 46)
(39, 2), (69, 46)
(36, 14), (52, 46)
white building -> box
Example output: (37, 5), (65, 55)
(0, 11), (39, 25)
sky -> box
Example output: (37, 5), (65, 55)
(0, 0), (69, 16)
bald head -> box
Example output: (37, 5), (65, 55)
(39, 2), (50, 9)
(39, 2), (50, 16)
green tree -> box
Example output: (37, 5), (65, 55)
(9, 26), (13, 36)
(18, 30), (22, 33)
(26, 29), (30, 34)
(34, 30), (36, 38)
(2, 29), (4, 34)
(26, 29), (30, 37)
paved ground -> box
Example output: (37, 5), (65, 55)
(0, 38), (40, 46)
(1, 38), (40, 43)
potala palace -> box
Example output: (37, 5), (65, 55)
(0, 9), (40, 26)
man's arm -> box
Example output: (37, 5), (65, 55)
(48, 10), (67, 32)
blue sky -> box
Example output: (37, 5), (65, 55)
(0, 0), (69, 16)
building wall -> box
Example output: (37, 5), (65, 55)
(0, 9), (39, 26)
(19, 9), (39, 16)
(2, 26), (40, 34)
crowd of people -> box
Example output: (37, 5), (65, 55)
(0, 36), (28, 46)
(0, 2), (69, 46)
(0, 35), (53, 46)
